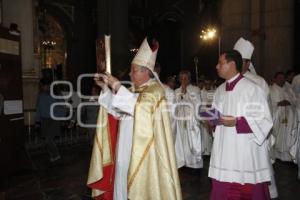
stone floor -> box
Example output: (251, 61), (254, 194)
(0, 143), (300, 200)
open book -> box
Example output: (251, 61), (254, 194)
(199, 108), (222, 126)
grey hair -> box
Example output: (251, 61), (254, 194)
(140, 66), (155, 78)
(179, 70), (191, 81)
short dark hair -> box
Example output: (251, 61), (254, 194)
(221, 50), (243, 72)
(274, 71), (285, 79)
(285, 69), (295, 76)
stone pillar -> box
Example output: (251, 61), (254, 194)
(263, 0), (294, 79)
(220, 0), (251, 50)
(250, 0), (264, 76)
(220, 0), (294, 81)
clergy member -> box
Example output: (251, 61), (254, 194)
(269, 72), (298, 162)
(90, 37), (182, 200)
(209, 50), (273, 200)
(233, 37), (270, 96)
(174, 70), (203, 168)
(200, 80), (215, 155)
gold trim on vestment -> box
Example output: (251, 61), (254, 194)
(127, 80), (182, 199)
(153, 96), (166, 113)
(95, 133), (103, 159)
(127, 137), (154, 189)
(87, 106), (113, 185)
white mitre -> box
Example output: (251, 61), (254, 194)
(249, 63), (257, 74)
(234, 37), (257, 74)
(131, 38), (158, 75)
(233, 37), (254, 59)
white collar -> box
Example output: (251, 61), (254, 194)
(227, 73), (240, 84)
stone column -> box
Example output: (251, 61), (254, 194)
(220, 0), (294, 81)
(220, 0), (252, 50)
(262, 0), (294, 79)
(250, 0), (264, 76)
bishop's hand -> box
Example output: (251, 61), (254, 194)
(94, 73), (108, 89)
(105, 73), (121, 93)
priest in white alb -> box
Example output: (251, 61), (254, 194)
(174, 70), (203, 169)
(200, 80), (215, 155)
(270, 72), (298, 162)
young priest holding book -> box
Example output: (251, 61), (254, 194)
(206, 50), (273, 200)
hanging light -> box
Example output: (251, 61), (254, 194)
(200, 28), (217, 41)
(200, 27), (221, 55)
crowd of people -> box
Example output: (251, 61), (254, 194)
(85, 36), (300, 200)
(33, 35), (297, 200)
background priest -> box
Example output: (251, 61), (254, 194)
(270, 72), (298, 162)
(174, 70), (203, 169)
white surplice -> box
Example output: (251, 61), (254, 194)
(270, 83), (298, 162)
(99, 85), (138, 200)
(209, 76), (273, 184)
(174, 85), (203, 168)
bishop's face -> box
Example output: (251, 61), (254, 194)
(242, 59), (250, 74)
(216, 54), (232, 79)
(129, 64), (149, 87)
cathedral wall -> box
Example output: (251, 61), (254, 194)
(220, 0), (294, 81)
(2, 0), (39, 125)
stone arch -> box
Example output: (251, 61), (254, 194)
(155, 9), (184, 25)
